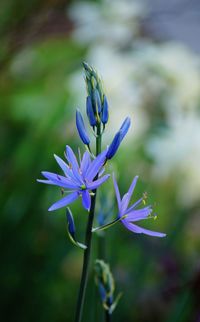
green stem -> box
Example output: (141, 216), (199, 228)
(74, 124), (102, 322)
(105, 310), (111, 322)
(96, 124), (101, 155)
(74, 193), (97, 322)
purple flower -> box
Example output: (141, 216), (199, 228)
(37, 146), (110, 211)
(113, 174), (166, 237)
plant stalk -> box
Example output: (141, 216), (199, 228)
(74, 124), (102, 322)
(105, 310), (111, 322)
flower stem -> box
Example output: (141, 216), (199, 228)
(105, 310), (111, 322)
(74, 124), (102, 322)
(74, 193), (97, 322)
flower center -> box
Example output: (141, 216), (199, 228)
(81, 184), (86, 190)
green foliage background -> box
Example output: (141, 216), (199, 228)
(0, 1), (199, 322)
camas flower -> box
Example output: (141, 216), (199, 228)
(37, 146), (110, 211)
(113, 174), (166, 237)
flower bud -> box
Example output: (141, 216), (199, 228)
(101, 95), (109, 124)
(106, 131), (121, 160)
(94, 260), (121, 315)
(106, 117), (131, 160)
(66, 207), (75, 238)
(120, 117), (131, 141)
(93, 89), (102, 114)
(66, 208), (87, 250)
(76, 109), (90, 145)
(86, 96), (97, 126)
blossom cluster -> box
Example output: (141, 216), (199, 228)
(38, 63), (165, 239)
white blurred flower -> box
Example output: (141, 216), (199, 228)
(147, 113), (200, 206)
(131, 42), (200, 118)
(69, 0), (145, 46)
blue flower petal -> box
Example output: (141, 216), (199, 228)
(48, 192), (79, 211)
(126, 197), (143, 213)
(121, 176), (138, 213)
(66, 146), (83, 184)
(85, 150), (107, 181)
(54, 154), (69, 175)
(37, 179), (55, 185)
(80, 151), (91, 175)
(126, 207), (152, 222)
(86, 174), (110, 190)
(41, 171), (79, 189)
(122, 220), (166, 237)
(54, 154), (77, 182)
(82, 190), (91, 211)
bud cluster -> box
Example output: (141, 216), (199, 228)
(94, 260), (121, 315)
(83, 62), (109, 127)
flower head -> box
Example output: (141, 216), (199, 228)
(37, 146), (110, 211)
(113, 174), (166, 237)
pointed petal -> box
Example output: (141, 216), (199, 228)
(80, 151), (91, 174)
(126, 197), (143, 213)
(122, 220), (166, 237)
(66, 146), (83, 184)
(112, 174), (121, 209)
(120, 193), (129, 214)
(54, 154), (68, 174)
(85, 150), (107, 181)
(54, 154), (76, 181)
(66, 145), (79, 169)
(121, 176), (139, 213)
(82, 190), (91, 211)
(37, 179), (58, 185)
(48, 192), (79, 211)
(87, 174), (110, 190)
(41, 171), (79, 189)
(126, 207), (152, 222)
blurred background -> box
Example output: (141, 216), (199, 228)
(0, 0), (200, 321)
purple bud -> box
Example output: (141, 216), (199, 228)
(66, 208), (75, 237)
(93, 89), (102, 114)
(120, 117), (131, 141)
(76, 109), (90, 145)
(101, 95), (109, 124)
(86, 96), (97, 126)
(106, 117), (131, 160)
(98, 283), (107, 302)
(106, 131), (121, 160)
